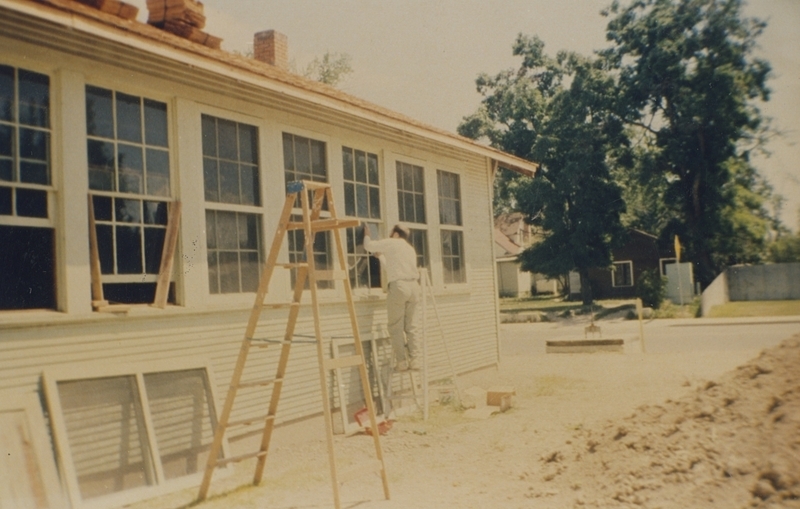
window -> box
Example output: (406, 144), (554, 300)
(86, 86), (174, 304)
(612, 261), (633, 287)
(396, 161), (425, 224)
(0, 64), (55, 310)
(342, 146), (381, 289)
(660, 258), (677, 277)
(45, 366), (221, 507)
(282, 133), (332, 289)
(201, 114), (262, 294)
(437, 170), (465, 284)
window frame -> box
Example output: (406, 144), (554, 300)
(201, 113), (265, 295)
(612, 260), (634, 287)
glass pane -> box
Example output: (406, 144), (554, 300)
(202, 158), (218, 202)
(342, 148), (353, 181)
(16, 188), (47, 218)
(116, 225), (143, 274)
(217, 119), (237, 161)
(0, 159), (10, 182)
(356, 257), (369, 288)
(413, 166), (424, 192)
(368, 153), (379, 185)
(18, 69), (49, 128)
(294, 138), (310, 175)
(402, 193), (414, 223)
(218, 161), (239, 204)
(0, 65), (12, 122)
(87, 139), (115, 191)
(207, 251), (219, 294)
(57, 377), (153, 500)
(311, 140), (326, 178)
(85, 86), (114, 138)
(238, 213), (259, 250)
(216, 211), (237, 249)
(143, 370), (218, 480)
(369, 187), (380, 219)
(92, 195), (112, 221)
(238, 124), (258, 164)
(414, 195), (426, 223)
(144, 227), (166, 274)
(240, 164), (259, 206)
(96, 224), (114, 274)
(116, 93), (142, 143)
(146, 148), (170, 197)
(282, 133), (294, 171)
(355, 150), (367, 183)
(143, 201), (167, 225)
(20, 162), (48, 186)
(401, 164), (413, 191)
(0, 186), (10, 215)
(441, 231), (452, 256)
(218, 252), (240, 293)
(344, 182), (355, 217)
(204, 210), (217, 249)
(0, 124), (12, 157)
(143, 99), (168, 147)
(115, 198), (141, 223)
(19, 128), (48, 163)
(240, 252), (259, 292)
(201, 115), (216, 157)
(356, 184), (368, 218)
(0, 225), (56, 310)
(118, 144), (144, 194)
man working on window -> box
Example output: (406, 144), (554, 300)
(362, 223), (420, 371)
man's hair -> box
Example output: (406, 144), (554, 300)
(391, 224), (410, 240)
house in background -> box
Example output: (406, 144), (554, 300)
(494, 213), (561, 297)
(0, 1), (538, 507)
(569, 229), (678, 300)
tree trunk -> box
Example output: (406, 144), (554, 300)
(579, 267), (593, 306)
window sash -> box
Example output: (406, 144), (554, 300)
(396, 161), (426, 224)
(440, 229), (465, 284)
(436, 170), (462, 226)
(612, 261), (633, 287)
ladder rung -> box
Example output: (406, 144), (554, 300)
(226, 414), (275, 429)
(236, 377), (283, 389)
(250, 337), (317, 346)
(338, 459), (384, 484)
(315, 270), (347, 281)
(262, 302), (300, 310)
(277, 263), (308, 269)
(215, 450), (269, 467)
(287, 180), (329, 192)
(286, 218), (360, 232)
(324, 355), (364, 371)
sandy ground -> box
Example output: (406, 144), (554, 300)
(132, 316), (800, 509)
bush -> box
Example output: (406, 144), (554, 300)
(636, 269), (666, 309)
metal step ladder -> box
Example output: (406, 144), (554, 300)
(197, 180), (390, 509)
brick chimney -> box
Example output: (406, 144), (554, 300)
(254, 30), (288, 70)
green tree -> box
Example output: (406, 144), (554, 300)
(602, 0), (773, 287)
(460, 36), (628, 304)
(302, 52), (353, 87)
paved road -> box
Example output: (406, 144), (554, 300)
(500, 315), (800, 356)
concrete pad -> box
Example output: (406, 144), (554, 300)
(545, 338), (624, 353)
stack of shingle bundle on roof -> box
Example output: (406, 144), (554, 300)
(146, 0), (222, 49)
(73, 0), (139, 20)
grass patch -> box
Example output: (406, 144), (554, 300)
(500, 296), (636, 317)
(707, 300), (800, 318)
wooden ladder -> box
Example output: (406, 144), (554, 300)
(197, 180), (390, 508)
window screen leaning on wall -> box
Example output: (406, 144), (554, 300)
(282, 132), (332, 289)
(202, 114), (262, 294)
(0, 64), (56, 310)
(396, 160), (429, 273)
(437, 169), (465, 284)
(86, 86), (173, 304)
(342, 146), (381, 289)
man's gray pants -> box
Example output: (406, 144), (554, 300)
(386, 279), (420, 363)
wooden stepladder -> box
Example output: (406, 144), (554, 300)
(197, 180), (390, 508)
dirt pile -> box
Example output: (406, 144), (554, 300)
(542, 335), (800, 508)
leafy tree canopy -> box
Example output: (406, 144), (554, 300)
(601, 0), (773, 286)
(302, 52), (353, 87)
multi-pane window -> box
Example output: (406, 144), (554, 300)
(86, 86), (172, 304)
(201, 114), (262, 294)
(437, 170), (465, 284)
(283, 133), (332, 289)
(612, 261), (633, 287)
(396, 161), (425, 224)
(0, 64), (55, 309)
(343, 147), (381, 289)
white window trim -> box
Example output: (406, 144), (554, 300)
(659, 257), (677, 276)
(612, 260), (634, 287)
(435, 167), (468, 289)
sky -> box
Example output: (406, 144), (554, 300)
(129, 0), (800, 231)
